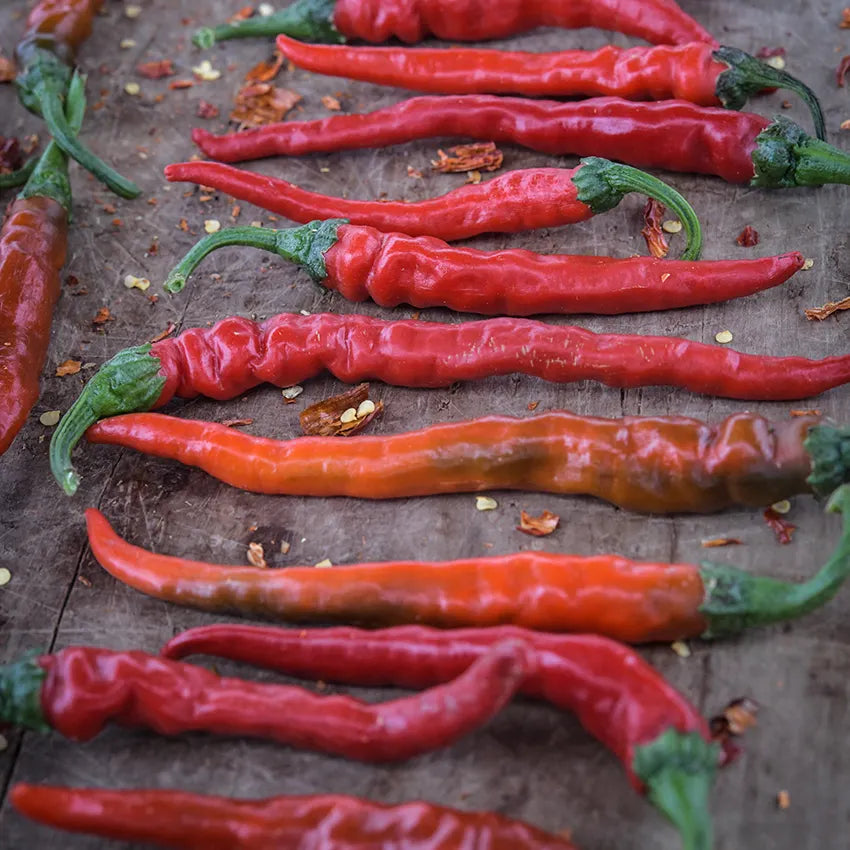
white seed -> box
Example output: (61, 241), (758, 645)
(120, 39), (137, 49)
(258, 3), (275, 15)
(671, 640), (691, 658)
(123, 274), (151, 291)
(771, 499), (792, 515)
(314, 558), (333, 568)
(802, 258), (814, 270)
(192, 60), (221, 81)
(39, 410), (61, 426)
(715, 330), (734, 344)
(356, 399), (376, 418)
(0, 568), (11, 587)
(476, 496), (498, 511)
(661, 219), (682, 234)
(281, 385), (303, 400)
(765, 55), (786, 70)
(124, 4), (142, 18)
(204, 219), (221, 234)
(124, 82), (141, 96)
(339, 407), (358, 424)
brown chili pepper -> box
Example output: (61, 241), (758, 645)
(12, 784), (580, 850)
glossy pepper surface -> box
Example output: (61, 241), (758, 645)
(165, 157), (702, 250)
(190, 96), (850, 189)
(276, 37), (826, 140)
(0, 640), (526, 761)
(11, 784), (580, 850)
(163, 219), (804, 313)
(49, 314), (850, 495)
(193, 0), (716, 49)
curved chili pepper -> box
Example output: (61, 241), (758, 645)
(193, 0), (716, 50)
(0, 71), (86, 455)
(163, 221), (805, 316)
(82, 411), (850, 514)
(190, 96), (850, 188)
(165, 157), (703, 252)
(276, 37), (826, 140)
(14, 0), (140, 198)
(49, 314), (850, 495)
(0, 640), (526, 762)
(11, 784), (580, 850)
(89, 484), (850, 642)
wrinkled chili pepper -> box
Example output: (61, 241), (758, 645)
(0, 640), (525, 761)
(161, 223), (805, 313)
(276, 36), (826, 140)
(0, 72), (85, 455)
(165, 157), (703, 250)
(14, 0), (140, 197)
(190, 96), (850, 189)
(11, 784), (580, 850)
(193, 0), (716, 50)
(82, 411), (850, 513)
(86, 484), (850, 641)
(49, 315), (850, 495)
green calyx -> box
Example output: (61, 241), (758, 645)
(804, 424), (850, 499)
(0, 652), (49, 733)
(50, 344), (166, 496)
(15, 46), (140, 199)
(699, 484), (850, 638)
(751, 115), (850, 188)
(713, 46), (825, 141)
(163, 219), (346, 293)
(632, 729), (717, 850)
(194, 0), (343, 48)
(573, 157), (702, 260)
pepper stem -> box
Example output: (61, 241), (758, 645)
(700, 484), (850, 638)
(0, 652), (49, 732)
(713, 46), (826, 141)
(632, 730), (717, 850)
(193, 0), (343, 48)
(49, 345), (167, 496)
(804, 424), (850, 498)
(163, 219), (346, 293)
(0, 156), (38, 190)
(573, 157), (702, 260)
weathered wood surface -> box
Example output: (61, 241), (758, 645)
(1, 1), (849, 847)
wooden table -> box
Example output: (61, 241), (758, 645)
(2, 1), (848, 847)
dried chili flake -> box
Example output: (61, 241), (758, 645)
(55, 359), (82, 376)
(517, 509), (560, 537)
(837, 55), (850, 87)
(755, 46), (786, 59)
(710, 696), (759, 743)
(406, 165), (423, 178)
(221, 417), (254, 427)
(229, 5), (255, 23)
(701, 537), (743, 548)
(149, 322), (176, 343)
(247, 542), (268, 568)
(231, 84), (302, 128)
(65, 274), (80, 288)
(299, 383), (383, 436)
(736, 225), (760, 247)
(321, 94), (342, 111)
(804, 295), (850, 321)
(169, 80), (195, 91)
(136, 59), (175, 79)
(244, 51), (285, 83)
(92, 307), (112, 325)
(841, 8), (850, 28)
(527, 401), (539, 411)
(196, 99), (220, 119)
(102, 203), (117, 214)
(776, 791), (791, 810)
(432, 142), (503, 173)
(0, 55), (16, 83)
(641, 198), (669, 259)
(0, 137), (22, 174)
(178, 218), (189, 231)
(763, 508), (797, 545)
(790, 408), (821, 417)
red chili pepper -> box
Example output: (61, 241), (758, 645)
(23, 0), (102, 57)
(0, 640), (525, 761)
(189, 96), (850, 189)
(49, 315), (850, 495)
(162, 220), (804, 313)
(275, 37), (826, 140)
(192, 0), (716, 50)
(165, 157), (703, 249)
(11, 784), (581, 849)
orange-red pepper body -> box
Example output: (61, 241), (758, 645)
(0, 196), (67, 454)
(23, 0), (104, 56)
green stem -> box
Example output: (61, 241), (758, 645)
(0, 156), (37, 190)
(193, 0), (343, 48)
(164, 218), (346, 293)
(0, 652), (49, 732)
(50, 345), (166, 496)
(573, 157), (702, 260)
(805, 424), (850, 498)
(632, 730), (717, 850)
(713, 46), (826, 141)
(700, 483), (850, 638)
(751, 116), (850, 188)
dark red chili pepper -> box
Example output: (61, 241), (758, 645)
(190, 96), (850, 188)
(0, 72), (87, 455)
(165, 157), (703, 250)
(14, 0), (140, 197)
(276, 37), (826, 140)
(12, 784), (580, 850)
(193, 0), (716, 50)
(162, 220), (804, 313)
(0, 640), (525, 761)
(49, 314), (850, 495)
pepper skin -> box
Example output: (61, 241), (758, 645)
(193, 0), (716, 50)
(11, 785), (580, 850)
(90, 485), (850, 640)
(165, 157), (703, 251)
(23, 0), (103, 58)
(49, 315), (850, 495)
(190, 96), (850, 189)
(164, 219), (804, 316)
(276, 37), (826, 140)
(0, 641), (526, 762)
